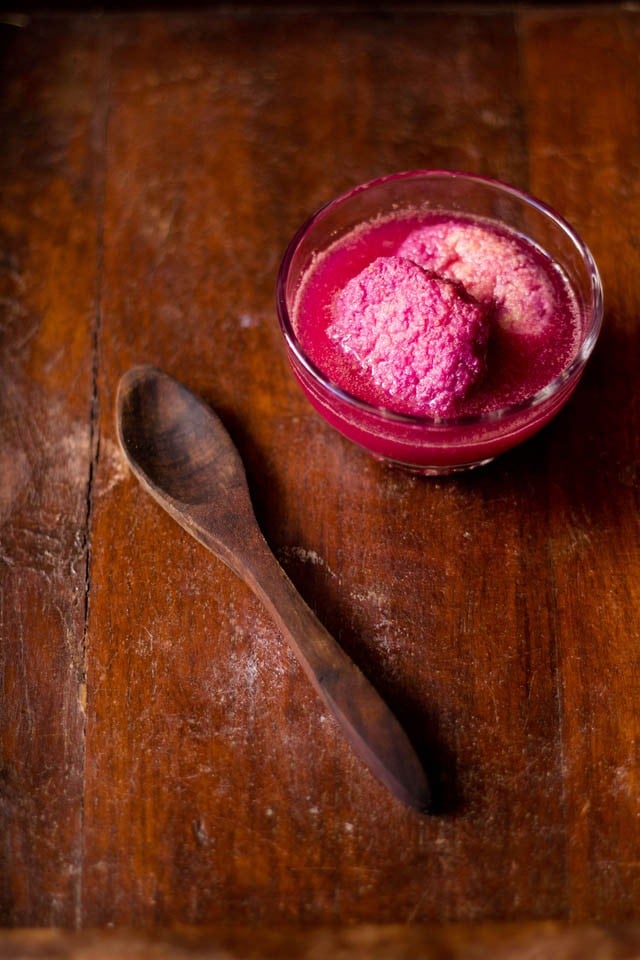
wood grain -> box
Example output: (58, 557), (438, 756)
(522, 7), (640, 920)
(0, 2), (638, 936)
(0, 16), (106, 925)
(85, 7), (536, 927)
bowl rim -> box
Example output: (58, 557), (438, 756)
(275, 169), (604, 429)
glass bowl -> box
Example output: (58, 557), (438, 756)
(276, 170), (603, 475)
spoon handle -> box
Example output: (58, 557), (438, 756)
(231, 527), (431, 812)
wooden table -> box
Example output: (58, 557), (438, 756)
(1, 3), (639, 956)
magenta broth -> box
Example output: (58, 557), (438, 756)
(292, 211), (582, 420)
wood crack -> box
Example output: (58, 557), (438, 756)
(75, 17), (111, 932)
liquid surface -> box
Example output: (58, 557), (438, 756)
(292, 211), (581, 418)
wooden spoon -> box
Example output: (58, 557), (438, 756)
(116, 365), (430, 812)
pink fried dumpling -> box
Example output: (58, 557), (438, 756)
(328, 256), (491, 416)
(398, 220), (556, 335)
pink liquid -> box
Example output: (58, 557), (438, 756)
(288, 210), (585, 470)
(293, 212), (580, 419)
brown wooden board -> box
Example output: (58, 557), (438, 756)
(1, 3), (639, 932)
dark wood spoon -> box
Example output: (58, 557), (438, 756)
(116, 365), (430, 812)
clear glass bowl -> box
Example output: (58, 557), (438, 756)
(276, 170), (603, 475)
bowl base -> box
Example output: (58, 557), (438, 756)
(372, 452), (496, 476)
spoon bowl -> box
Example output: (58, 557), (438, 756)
(119, 370), (239, 505)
